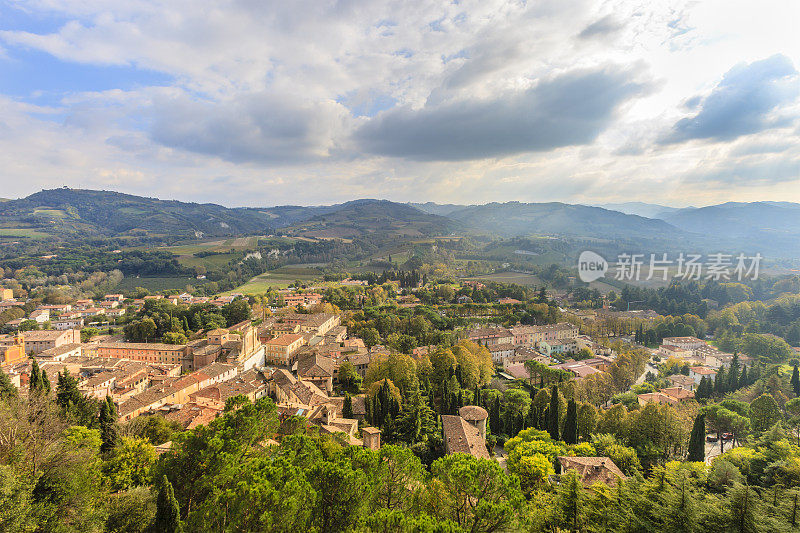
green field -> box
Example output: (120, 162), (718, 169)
(0, 228), (51, 239)
(33, 208), (68, 218)
(223, 265), (322, 294)
(117, 276), (199, 291)
(176, 252), (242, 270)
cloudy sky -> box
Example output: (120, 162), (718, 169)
(1, 0), (799, 207)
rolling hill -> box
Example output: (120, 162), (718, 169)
(281, 200), (460, 239)
(662, 201), (800, 255)
(447, 201), (682, 239)
(0, 188), (277, 238)
(598, 202), (683, 219)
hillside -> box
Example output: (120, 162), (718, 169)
(663, 201), (800, 255)
(598, 202), (683, 219)
(447, 202), (682, 239)
(0, 188), (276, 238)
(281, 200), (460, 239)
(409, 202), (467, 217)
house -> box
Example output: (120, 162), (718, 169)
(689, 366), (717, 384)
(264, 334), (306, 366)
(441, 406), (490, 459)
(22, 329), (80, 355)
(662, 337), (706, 350)
(661, 387), (695, 401)
(557, 456), (626, 487)
(658, 344), (692, 359)
(487, 343), (516, 364)
(0, 288), (13, 300)
(53, 317), (85, 330)
(104, 294), (125, 303)
(296, 350), (335, 393)
(467, 327), (514, 347)
(637, 392), (678, 406)
(667, 374), (696, 391)
(97, 342), (188, 366)
(37, 343), (82, 361)
(29, 309), (50, 324)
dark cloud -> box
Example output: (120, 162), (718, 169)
(354, 65), (649, 161)
(578, 15), (623, 39)
(149, 92), (348, 164)
(661, 54), (800, 144)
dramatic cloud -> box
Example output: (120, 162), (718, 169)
(355, 66), (649, 161)
(0, 1), (799, 205)
(149, 92), (350, 164)
(662, 54), (800, 143)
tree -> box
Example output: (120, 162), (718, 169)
(792, 365), (800, 396)
(0, 369), (18, 402)
(563, 399), (578, 444)
(154, 475), (183, 533)
(427, 454), (525, 532)
(547, 385), (560, 440)
(342, 393), (353, 419)
(338, 361), (362, 393)
(309, 460), (366, 533)
(750, 394), (782, 434)
(687, 412), (705, 462)
(100, 396), (119, 454)
(103, 437), (156, 491)
(555, 470), (584, 532)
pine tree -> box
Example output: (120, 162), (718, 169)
(343, 393), (353, 419)
(100, 396), (118, 454)
(56, 369), (83, 413)
(154, 475), (183, 533)
(792, 365), (800, 396)
(562, 399), (578, 444)
(687, 412), (705, 462)
(0, 369), (18, 402)
(547, 385), (560, 440)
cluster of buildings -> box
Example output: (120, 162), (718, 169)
(656, 336), (753, 388)
(467, 322), (580, 362)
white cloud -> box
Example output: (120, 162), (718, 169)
(0, 0), (798, 205)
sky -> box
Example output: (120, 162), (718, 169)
(0, 0), (799, 208)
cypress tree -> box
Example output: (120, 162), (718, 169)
(739, 366), (749, 390)
(562, 399), (578, 444)
(687, 412), (705, 462)
(714, 366), (727, 394)
(41, 370), (50, 394)
(29, 359), (41, 395)
(547, 385), (560, 440)
(99, 396), (118, 454)
(343, 393), (353, 419)
(154, 475), (183, 533)
(792, 365), (800, 396)
(728, 353), (741, 391)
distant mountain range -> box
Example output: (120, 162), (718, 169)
(596, 202), (683, 219)
(2, 188), (799, 258)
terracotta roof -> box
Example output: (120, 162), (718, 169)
(459, 405), (488, 422)
(558, 456), (626, 486)
(441, 414), (490, 459)
(266, 334), (304, 346)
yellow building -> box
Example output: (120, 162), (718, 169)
(0, 335), (26, 367)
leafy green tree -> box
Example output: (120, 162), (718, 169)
(563, 399), (578, 444)
(103, 437), (156, 491)
(154, 475), (183, 533)
(750, 394), (782, 434)
(687, 412), (705, 462)
(375, 445), (425, 511)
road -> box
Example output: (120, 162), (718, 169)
(635, 363), (660, 386)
